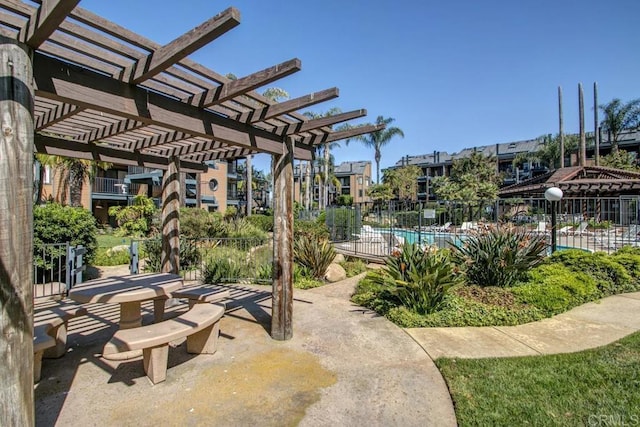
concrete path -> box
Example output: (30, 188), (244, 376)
(406, 292), (640, 359)
(35, 272), (457, 427)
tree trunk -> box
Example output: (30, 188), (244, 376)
(578, 83), (586, 166)
(558, 86), (564, 168)
(0, 36), (35, 427)
(375, 149), (381, 184)
(304, 161), (311, 210)
(161, 156), (180, 274)
(323, 144), (329, 208)
(69, 161), (85, 207)
(594, 82), (599, 166)
(271, 137), (294, 340)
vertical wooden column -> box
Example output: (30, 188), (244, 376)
(593, 82), (599, 166)
(246, 154), (252, 216)
(578, 83), (586, 167)
(271, 137), (294, 340)
(161, 156), (180, 274)
(0, 36), (35, 426)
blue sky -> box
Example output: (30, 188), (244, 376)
(82, 1), (640, 180)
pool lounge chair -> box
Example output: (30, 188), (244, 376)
(354, 225), (385, 244)
(430, 222), (452, 232)
(532, 222), (548, 235)
(559, 226), (573, 235)
(568, 221), (592, 236)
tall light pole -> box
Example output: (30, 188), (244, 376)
(545, 187), (564, 253)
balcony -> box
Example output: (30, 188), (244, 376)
(93, 177), (141, 196)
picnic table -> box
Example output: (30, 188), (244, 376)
(68, 273), (183, 330)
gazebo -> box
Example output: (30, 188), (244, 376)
(0, 2), (381, 423)
(499, 166), (640, 198)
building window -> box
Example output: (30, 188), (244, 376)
(357, 176), (363, 185)
(359, 190), (363, 198)
(209, 179), (218, 191)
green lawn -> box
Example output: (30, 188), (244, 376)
(96, 233), (130, 248)
(436, 332), (640, 426)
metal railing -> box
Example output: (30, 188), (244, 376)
(130, 237), (273, 283)
(326, 197), (640, 259)
(34, 243), (85, 298)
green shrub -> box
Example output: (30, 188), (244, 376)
(549, 250), (634, 295)
(294, 219), (329, 240)
(293, 235), (336, 279)
(325, 207), (359, 241)
(108, 195), (156, 237)
(142, 238), (201, 273)
(201, 248), (247, 283)
(93, 246), (130, 266)
(245, 214), (274, 232)
(386, 293), (545, 327)
(225, 218), (268, 241)
(34, 203), (98, 268)
(294, 277), (324, 289)
(365, 244), (462, 315)
(336, 195), (353, 206)
(611, 248), (640, 288)
(255, 262), (273, 284)
(340, 259), (368, 277)
(450, 227), (546, 287)
(179, 208), (226, 238)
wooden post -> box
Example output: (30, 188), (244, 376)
(246, 154), (252, 216)
(161, 156), (180, 274)
(304, 161), (311, 210)
(0, 36), (35, 426)
(271, 137), (294, 340)
(558, 86), (565, 168)
(594, 82), (599, 166)
(195, 172), (201, 209)
(579, 83), (586, 167)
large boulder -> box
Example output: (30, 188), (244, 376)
(106, 245), (129, 257)
(333, 253), (345, 264)
(324, 263), (347, 283)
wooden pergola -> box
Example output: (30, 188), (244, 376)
(499, 166), (640, 197)
(0, 2), (381, 423)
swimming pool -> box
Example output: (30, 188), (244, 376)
(382, 229), (464, 247)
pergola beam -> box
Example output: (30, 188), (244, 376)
(298, 123), (384, 145)
(284, 109), (366, 135)
(34, 53), (314, 160)
(186, 58), (301, 107)
(127, 7), (240, 84)
(35, 103), (80, 129)
(35, 134), (206, 173)
(20, 0), (80, 48)
(238, 87), (339, 123)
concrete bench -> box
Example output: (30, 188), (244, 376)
(33, 302), (88, 382)
(171, 286), (230, 309)
(102, 303), (225, 384)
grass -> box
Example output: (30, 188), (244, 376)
(96, 233), (130, 248)
(436, 331), (640, 426)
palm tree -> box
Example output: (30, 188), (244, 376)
(35, 154), (110, 206)
(303, 107), (343, 208)
(599, 98), (640, 153)
(348, 116), (404, 184)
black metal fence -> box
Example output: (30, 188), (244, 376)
(34, 243), (86, 298)
(326, 196), (640, 259)
(130, 237), (272, 283)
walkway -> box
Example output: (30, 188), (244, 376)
(406, 292), (640, 359)
(35, 272), (457, 427)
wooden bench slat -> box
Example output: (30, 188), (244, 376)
(103, 303), (225, 354)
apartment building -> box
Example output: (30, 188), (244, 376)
(293, 160), (372, 206)
(37, 159), (241, 225)
(389, 130), (640, 201)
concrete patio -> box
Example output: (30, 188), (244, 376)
(34, 272), (456, 427)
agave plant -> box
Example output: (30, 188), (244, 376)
(369, 244), (461, 314)
(293, 235), (336, 279)
(450, 226), (547, 287)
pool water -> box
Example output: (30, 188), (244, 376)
(383, 229), (464, 247)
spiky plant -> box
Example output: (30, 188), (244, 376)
(368, 244), (461, 314)
(293, 235), (336, 279)
(450, 227), (547, 287)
